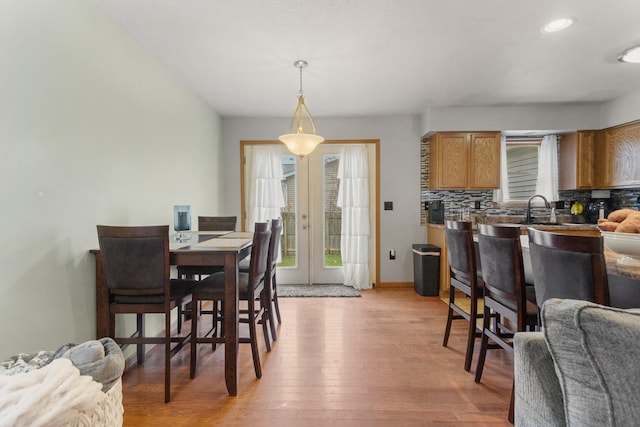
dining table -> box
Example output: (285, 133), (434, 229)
(91, 230), (253, 396)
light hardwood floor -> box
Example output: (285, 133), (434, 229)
(121, 288), (514, 426)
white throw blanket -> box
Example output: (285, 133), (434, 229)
(0, 358), (104, 427)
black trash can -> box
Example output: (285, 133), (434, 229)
(412, 244), (441, 296)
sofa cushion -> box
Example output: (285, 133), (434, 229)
(542, 298), (640, 427)
(514, 332), (566, 427)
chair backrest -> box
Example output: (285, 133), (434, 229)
(477, 224), (527, 315)
(445, 221), (480, 293)
(248, 222), (272, 292)
(97, 225), (169, 296)
(527, 227), (610, 308)
(267, 218), (283, 273)
(198, 216), (237, 232)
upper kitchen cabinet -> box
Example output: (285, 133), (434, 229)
(601, 121), (640, 188)
(428, 131), (501, 190)
(559, 130), (598, 190)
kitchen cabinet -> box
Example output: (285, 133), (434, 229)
(601, 121), (640, 188)
(426, 224), (449, 295)
(559, 130), (598, 190)
(428, 131), (501, 190)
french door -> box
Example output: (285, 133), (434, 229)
(242, 141), (377, 286)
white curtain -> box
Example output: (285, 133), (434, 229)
(337, 145), (371, 289)
(535, 134), (559, 203)
(248, 145), (285, 222)
(493, 134), (510, 203)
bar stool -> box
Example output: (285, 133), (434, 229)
(442, 220), (484, 372)
(527, 228), (610, 309)
(474, 224), (539, 423)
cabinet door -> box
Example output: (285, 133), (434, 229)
(559, 131), (597, 190)
(468, 132), (500, 189)
(436, 133), (468, 189)
(576, 131), (596, 188)
(602, 122), (640, 188)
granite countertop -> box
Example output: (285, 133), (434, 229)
(605, 248), (640, 281)
(426, 222), (600, 232)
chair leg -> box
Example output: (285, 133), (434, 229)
(464, 295), (479, 372)
(261, 292), (272, 352)
(474, 306), (491, 383)
(265, 277), (277, 343)
(177, 302), (183, 334)
(137, 314), (145, 365)
(211, 300), (218, 352)
(443, 291), (455, 347)
(164, 309), (171, 403)
(268, 299), (277, 343)
(247, 298), (262, 378)
(272, 278), (282, 324)
(508, 380), (515, 423)
(190, 297), (199, 379)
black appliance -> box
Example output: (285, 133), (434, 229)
(428, 200), (444, 224)
(585, 198), (613, 224)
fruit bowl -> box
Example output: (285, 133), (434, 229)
(601, 231), (640, 267)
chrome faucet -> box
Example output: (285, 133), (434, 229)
(526, 194), (550, 223)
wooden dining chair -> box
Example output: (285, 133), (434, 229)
(97, 225), (196, 403)
(527, 227), (610, 310)
(239, 217), (283, 350)
(177, 215), (237, 279)
(176, 215), (238, 333)
(474, 224), (539, 422)
(190, 221), (272, 380)
(442, 220), (484, 372)
(198, 215), (237, 232)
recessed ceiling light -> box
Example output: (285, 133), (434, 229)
(541, 18), (575, 33)
(618, 45), (640, 63)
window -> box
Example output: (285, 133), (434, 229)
(505, 141), (540, 201)
(495, 134), (559, 205)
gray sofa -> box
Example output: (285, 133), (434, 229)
(514, 299), (640, 427)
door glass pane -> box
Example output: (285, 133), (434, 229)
(280, 154), (297, 267)
(323, 154), (342, 267)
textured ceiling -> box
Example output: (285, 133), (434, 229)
(87, 0), (640, 118)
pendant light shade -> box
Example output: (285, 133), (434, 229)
(279, 60), (324, 156)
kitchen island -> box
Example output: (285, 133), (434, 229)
(427, 222), (640, 308)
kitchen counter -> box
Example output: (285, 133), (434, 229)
(426, 222), (600, 233)
(427, 222), (640, 304)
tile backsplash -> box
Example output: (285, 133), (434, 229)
(419, 137), (640, 225)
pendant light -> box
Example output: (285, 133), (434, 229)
(279, 60), (324, 156)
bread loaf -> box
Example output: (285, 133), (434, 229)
(615, 211), (640, 233)
(608, 208), (637, 223)
(598, 221), (620, 232)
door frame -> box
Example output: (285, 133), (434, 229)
(240, 139), (380, 287)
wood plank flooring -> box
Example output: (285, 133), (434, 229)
(121, 288), (514, 426)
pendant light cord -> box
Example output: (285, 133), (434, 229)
(298, 64), (304, 97)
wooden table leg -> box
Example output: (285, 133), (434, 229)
(224, 252), (239, 396)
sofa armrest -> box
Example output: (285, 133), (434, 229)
(514, 332), (565, 427)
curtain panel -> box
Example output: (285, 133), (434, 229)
(337, 145), (371, 289)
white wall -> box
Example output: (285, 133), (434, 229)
(0, 0), (224, 359)
(600, 88), (640, 128)
(422, 93), (640, 136)
(222, 116), (427, 284)
(421, 104), (602, 135)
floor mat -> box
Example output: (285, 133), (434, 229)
(278, 284), (360, 297)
